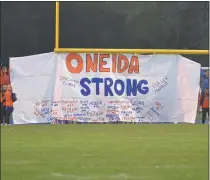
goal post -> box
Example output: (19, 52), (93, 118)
(52, 1), (208, 124)
(54, 1), (209, 55)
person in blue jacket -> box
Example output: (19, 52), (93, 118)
(200, 69), (209, 115)
(201, 69), (209, 93)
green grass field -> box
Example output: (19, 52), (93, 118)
(1, 124), (208, 180)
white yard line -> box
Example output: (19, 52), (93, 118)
(51, 173), (153, 180)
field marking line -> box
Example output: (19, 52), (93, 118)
(51, 173), (153, 180)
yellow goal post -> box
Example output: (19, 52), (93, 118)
(54, 1), (209, 55)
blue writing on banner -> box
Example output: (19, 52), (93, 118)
(106, 114), (120, 121)
(80, 78), (149, 96)
(41, 108), (50, 115)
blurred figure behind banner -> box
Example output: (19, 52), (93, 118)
(0, 66), (10, 86)
(0, 62), (3, 122)
(200, 69), (209, 93)
(0, 62), (2, 72)
(0, 87), (4, 124)
(200, 88), (209, 124)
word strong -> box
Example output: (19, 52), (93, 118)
(66, 53), (139, 74)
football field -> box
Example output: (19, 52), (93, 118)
(1, 124), (208, 180)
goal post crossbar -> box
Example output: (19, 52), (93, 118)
(54, 1), (209, 55)
(54, 48), (209, 55)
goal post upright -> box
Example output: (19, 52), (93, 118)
(54, 1), (209, 55)
(55, 1), (60, 49)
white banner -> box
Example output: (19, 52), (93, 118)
(10, 53), (201, 124)
(10, 53), (58, 124)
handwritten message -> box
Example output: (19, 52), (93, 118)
(32, 98), (164, 123)
(59, 76), (78, 88)
(152, 77), (168, 93)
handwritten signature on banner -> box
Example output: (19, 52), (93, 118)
(145, 101), (164, 122)
(152, 77), (168, 93)
(59, 76), (78, 88)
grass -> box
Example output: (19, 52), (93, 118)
(1, 124), (208, 180)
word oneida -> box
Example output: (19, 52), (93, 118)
(66, 53), (149, 96)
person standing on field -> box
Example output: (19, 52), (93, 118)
(200, 88), (209, 124)
(0, 87), (4, 124)
(2, 85), (17, 125)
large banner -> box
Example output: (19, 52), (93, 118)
(10, 53), (201, 124)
